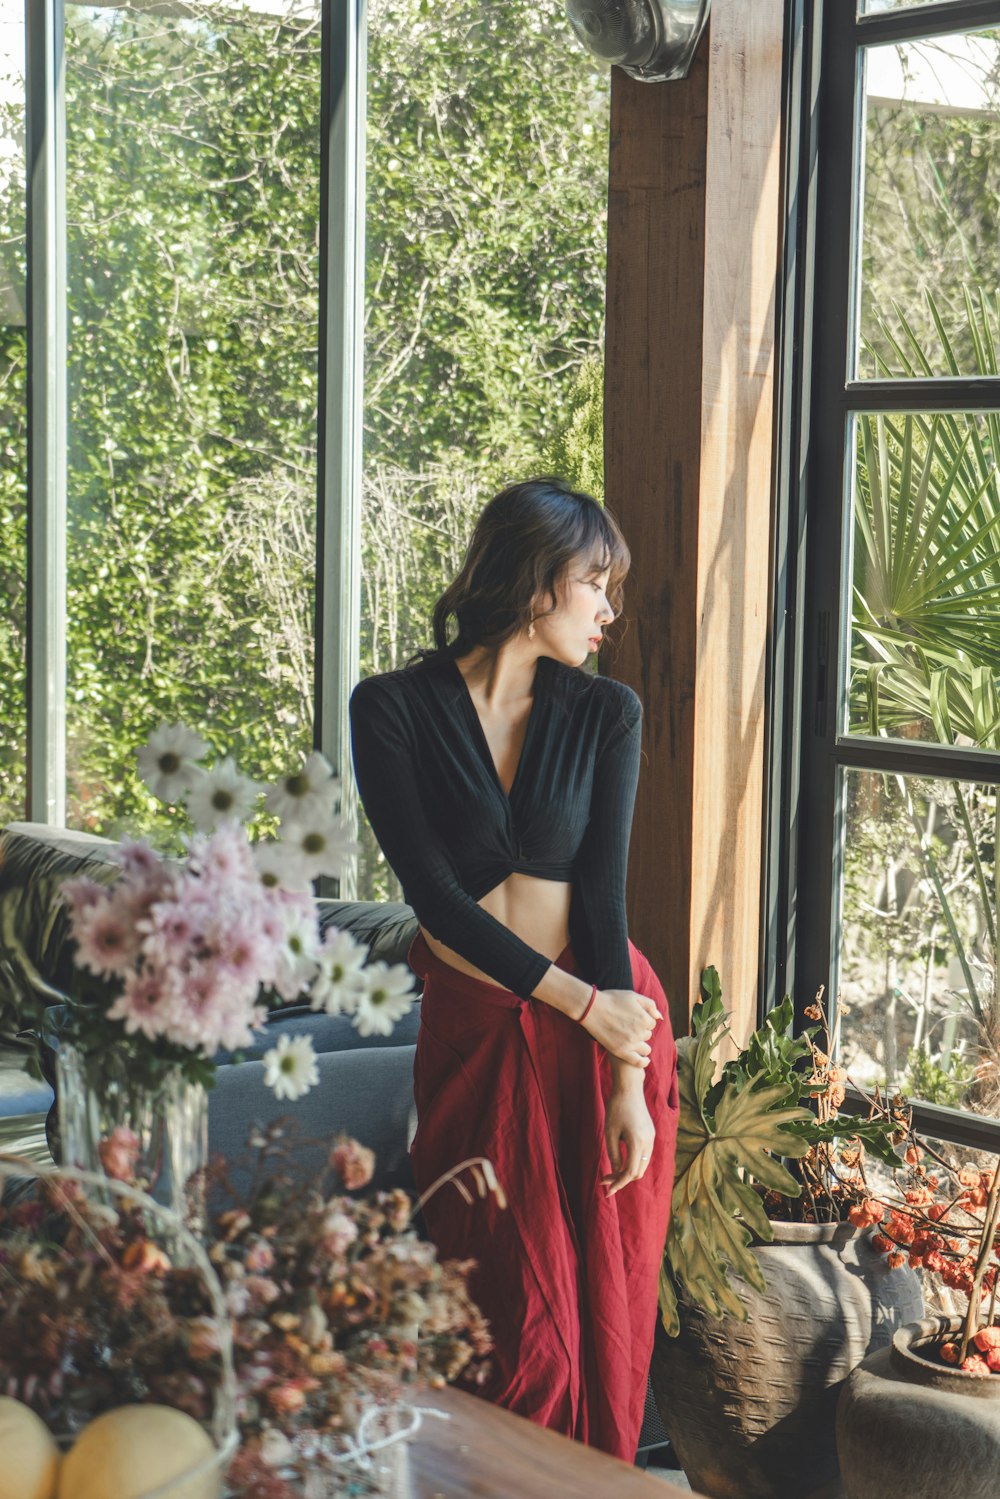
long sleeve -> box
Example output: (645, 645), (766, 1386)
(568, 685), (642, 991)
(349, 676), (553, 999)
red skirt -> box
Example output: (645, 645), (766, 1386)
(407, 931), (679, 1461)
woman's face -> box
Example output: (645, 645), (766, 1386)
(532, 554), (616, 667)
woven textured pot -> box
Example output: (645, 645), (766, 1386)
(650, 1222), (923, 1499)
(837, 1316), (1000, 1499)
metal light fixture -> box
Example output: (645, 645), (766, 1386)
(564, 0), (710, 83)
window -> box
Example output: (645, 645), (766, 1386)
(8, 0), (608, 899)
(63, 0), (321, 838)
(11, 0), (338, 841)
(778, 0), (1000, 1148)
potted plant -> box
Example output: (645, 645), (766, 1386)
(650, 971), (924, 1499)
(837, 1139), (1000, 1499)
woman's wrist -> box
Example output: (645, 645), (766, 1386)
(531, 964), (599, 1020)
(610, 1054), (645, 1094)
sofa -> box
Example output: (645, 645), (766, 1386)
(0, 821), (421, 1191)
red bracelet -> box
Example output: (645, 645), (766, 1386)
(578, 983), (598, 1025)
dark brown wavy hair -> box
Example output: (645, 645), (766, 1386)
(431, 477), (630, 657)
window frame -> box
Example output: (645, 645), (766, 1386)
(769, 0), (1000, 1153)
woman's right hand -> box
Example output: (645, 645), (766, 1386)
(582, 988), (661, 1067)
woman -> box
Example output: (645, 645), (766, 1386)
(349, 477), (678, 1461)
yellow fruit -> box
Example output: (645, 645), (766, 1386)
(0, 1395), (60, 1499)
(58, 1404), (219, 1499)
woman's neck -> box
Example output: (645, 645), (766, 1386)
(454, 641), (543, 710)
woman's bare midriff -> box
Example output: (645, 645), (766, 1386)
(419, 870), (572, 990)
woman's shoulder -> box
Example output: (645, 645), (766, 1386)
(545, 658), (642, 725)
(350, 654), (451, 711)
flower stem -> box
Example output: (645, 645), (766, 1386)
(959, 1164), (1000, 1363)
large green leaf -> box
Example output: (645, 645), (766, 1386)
(661, 1008), (813, 1336)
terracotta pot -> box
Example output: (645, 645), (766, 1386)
(650, 1221), (924, 1499)
(837, 1316), (1000, 1499)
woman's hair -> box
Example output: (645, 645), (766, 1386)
(431, 477), (630, 657)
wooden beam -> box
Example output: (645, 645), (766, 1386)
(605, 35), (709, 1042)
(605, 3), (785, 1046)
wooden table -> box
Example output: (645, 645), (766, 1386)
(407, 1386), (703, 1498)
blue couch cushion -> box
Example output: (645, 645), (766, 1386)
(214, 1002), (421, 1065)
(208, 1043), (417, 1196)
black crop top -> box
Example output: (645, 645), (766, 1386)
(349, 651), (643, 1000)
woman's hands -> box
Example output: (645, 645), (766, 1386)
(582, 987), (661, 1068)
(603, 1075), (656, 1195)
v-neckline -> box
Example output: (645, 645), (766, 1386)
(448, 654), (548, 804)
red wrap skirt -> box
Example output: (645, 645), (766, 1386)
(407, 931), (679, 1461)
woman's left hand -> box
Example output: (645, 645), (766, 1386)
(602, 1085), (655, 1196)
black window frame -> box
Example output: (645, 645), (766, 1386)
(768, 0), (1000, 1154)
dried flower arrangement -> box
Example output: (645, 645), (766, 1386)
(862, 1143), (1000, 1374)
(747, 984), (913, 1225)
(0, 1132), (494, 1497)
(771, 984), (1000, 1375)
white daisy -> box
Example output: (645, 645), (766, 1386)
(137, 723), (209, 803)
(252, 839), (313, 894)
(278, 813), (359, 881)
(310, 927), (369, 1014)
(265, 750), (342, 824)
(352, 961), (417, 1038)
(262, 1032), (320, 1101)
(185, 757), (259, 830)
(271, 907), (322, 1002)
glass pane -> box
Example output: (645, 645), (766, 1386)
(63, 0), (319, 839)
(839, 767), (1000, 1119)
(0, 0), (26, 822)
(847, 409), (1000, 747)
(358, 0), (610, 899)
(860, 2), (962, 13)
(858, 29), (1000, 378)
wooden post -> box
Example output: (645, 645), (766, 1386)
(604, 3), (784, 1046)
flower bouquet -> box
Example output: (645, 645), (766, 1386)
(41, 725), (418, 1209)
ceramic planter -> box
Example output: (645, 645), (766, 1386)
(837, 1315), (1000, 1499)
(650, 1221), (924, 1499)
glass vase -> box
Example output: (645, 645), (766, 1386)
(56, 1042), (208, 1228)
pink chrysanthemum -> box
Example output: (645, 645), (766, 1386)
(116, 839), (162, 882)
(73, 895), (142, 977)
(191, 823), (257, 884)
(61, 875), (106, 916)
(107, 969), (171, 1040)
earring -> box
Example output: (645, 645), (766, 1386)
(528, 620), (536, 640)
